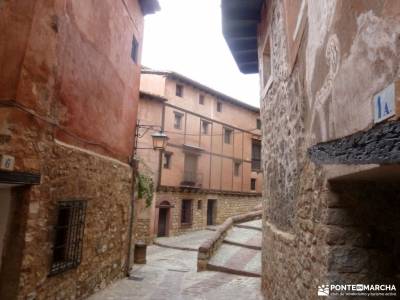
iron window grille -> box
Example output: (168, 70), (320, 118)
(251, 139), (261, 170)
(49, 200), (87, 276)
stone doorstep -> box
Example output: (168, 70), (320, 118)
(206, 263), (261, 278)
(205, 227), (218, 232)
(153, 242), (198, 252)
(222, 239), (262, 251)
(234, 224), (262, 231)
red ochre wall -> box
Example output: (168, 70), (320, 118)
(0, 0), (143, 161)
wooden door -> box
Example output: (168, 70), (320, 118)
(158, 208), (168, 237)
(207, 200), (215, 225)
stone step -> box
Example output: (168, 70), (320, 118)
(207, 263), (261, 278)
(234, 224), (262, 231)
(223, 239), (262, 251)
(153, 241), (198, 252)
(224, 226), (262, 248)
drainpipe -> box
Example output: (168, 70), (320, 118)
(126, 121), (140, 276)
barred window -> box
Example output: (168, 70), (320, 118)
(49, 200), (87, 276)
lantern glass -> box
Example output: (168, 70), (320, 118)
(151, 131), (168, 150)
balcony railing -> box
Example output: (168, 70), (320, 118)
(181, 171), (203, 188)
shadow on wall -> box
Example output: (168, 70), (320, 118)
(327, 182), (400, 285)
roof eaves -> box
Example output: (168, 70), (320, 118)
(141, 68), (260, 112)
(221, 0), (264, 74)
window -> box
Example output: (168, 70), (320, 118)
(217, 102), (222, 112)
(251, 139), (261, 170)
(197, 200), (202, 210)
(199, 94), (205, 105)
(174, 112), (183, 129)
(131, 36), (139, 63)
(262, 38), (271, 88)
(181, 200), (193, 225)
(176, 84), (184, 97)
(163, 152), (172, 169)
(50, 200), (87, 276)
(251, 178), (256, 191)
(201, 120), (210, 134)
(234, 162), (241, 176)
(183, 153), (198, 186)
(257, 118), (261, 130)
(224, 128), (233, 144)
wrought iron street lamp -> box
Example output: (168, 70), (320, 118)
(151, 131), (168, 151)
(126, 121), (168, 276)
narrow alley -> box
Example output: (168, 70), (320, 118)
(1, 0), (400, 299)
(90, 220), (263, 300)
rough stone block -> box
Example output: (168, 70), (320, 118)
(327, 247), (368, 273)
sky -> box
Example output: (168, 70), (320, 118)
(141, 0), (261, 108)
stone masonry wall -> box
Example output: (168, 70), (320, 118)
(155, 191), (261, 237)
(325, 183), (400, 289)
(260, 0), (400, 299)
(0, 109), (134, 300)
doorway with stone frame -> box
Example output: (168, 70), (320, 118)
(207, 199), (217, 226)
(157, 201), (171, 237)
(0, 171), (40, 299)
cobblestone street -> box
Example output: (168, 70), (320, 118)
(90, 223), (263, 300)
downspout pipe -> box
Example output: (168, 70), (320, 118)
(126, 120), (140, 276)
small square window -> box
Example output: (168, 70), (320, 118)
(176, 84), (184, 97)
(251, 178), (256, 191)
(197, 200), (202, 210)
(257, 119), (261, 130)
(174, 112), (183, 129)
(50, 200), (87, 276)
(131, 36), (139, 63)
(224, 128), (232, 144)
(164, 152), (172, 169)
(234, 162), (241, 177)
(199, 94), (205, 105)
(201, 120), (210, 134)
(217, 102), (222, 112)
(262, 38), (272, 88)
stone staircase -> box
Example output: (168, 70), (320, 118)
(207, 220), (262, 277)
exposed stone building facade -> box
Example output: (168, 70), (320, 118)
(0, 1), (158, 299)
(134, 69), (262, 242)
(222, 0), (400, 299)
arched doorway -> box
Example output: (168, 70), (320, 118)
(157, 201), (171, 237)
